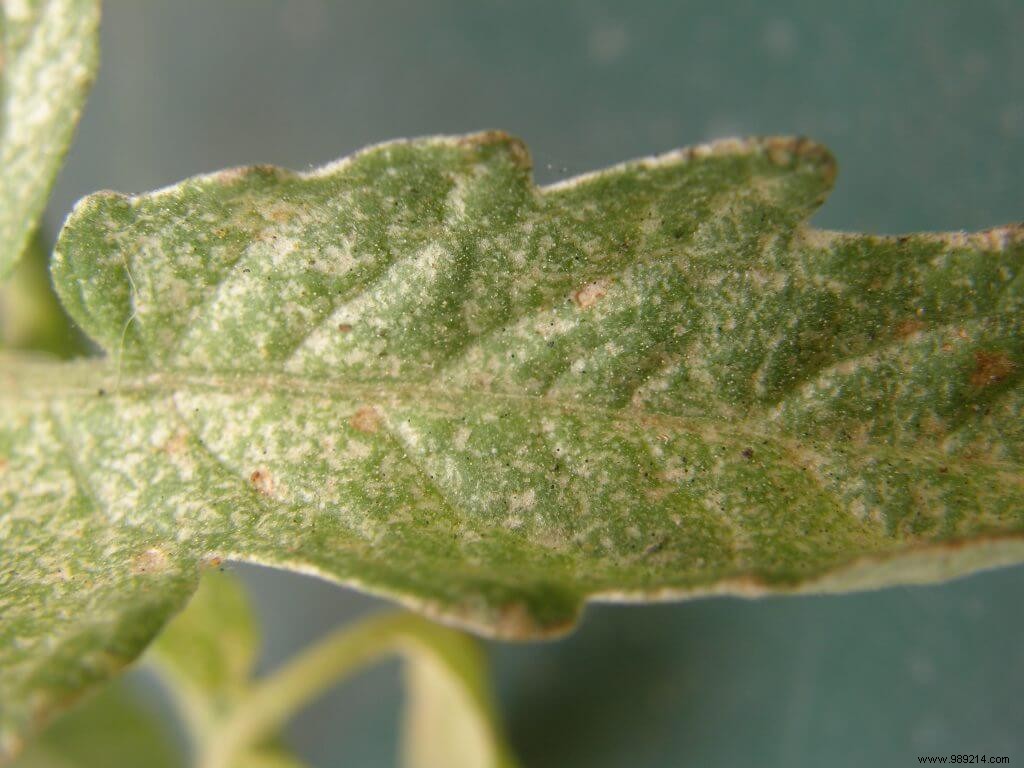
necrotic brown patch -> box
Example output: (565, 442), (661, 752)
(350, 405), (382, 434)
(970, 350), (1015, 388)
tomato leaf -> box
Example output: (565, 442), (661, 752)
(2, 132), (1022, 759)
(0, 0), (99, 276)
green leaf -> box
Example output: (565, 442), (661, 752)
(9, 681), (181, 768)
(145, 571), (511, 768)
(227, 753), (308, 768)
(2, 132), (1023, 758)
(146, 569), (258, 739)
(149, 569), (257, 703)
(0, 0), (100, 276)
(144, 571), (310, 768)
(401, 622), (519, 768)
(0, 230), (89, 357)
(197, 609), (517, 768)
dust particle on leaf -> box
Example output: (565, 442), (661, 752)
(970, 350), (1015, 388)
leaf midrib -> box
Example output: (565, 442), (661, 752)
(4, 356), (1022, 478)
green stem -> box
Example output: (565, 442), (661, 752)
(198, 612), (461, 768)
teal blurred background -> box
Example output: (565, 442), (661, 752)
(43, 2), (1024, 766)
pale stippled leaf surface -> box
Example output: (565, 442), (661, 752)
(1, 132), (1023, 758)
(0, 0), (99, 276)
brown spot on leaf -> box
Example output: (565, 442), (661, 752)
(970, 350), (1015, 388)
(460, 130), (531, 169)
(161, 430), (189, 456)
(505, 138), (532, 168)
(765, 139), (794, 167)
(644, 484), (674, 502)
(495, 601), (540, 637)
(215, 164), (281, 186)
(966, 225), (1022, 252)
(572, 280), (609, 309)
(741, 447), (755, 460)
(895, 318), (926, 338)
(942, 328), (971, 353)
(264, 202), (297, 223)
(249, 469), (274, 495)
(350, 405), (382, 434)
(337, 322), (353, 333)
(131, 548), (169, 575)
(919, 413), (946, 437)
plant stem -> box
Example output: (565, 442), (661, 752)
(198, 612), (444, 768)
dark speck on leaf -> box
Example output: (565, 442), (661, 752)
(645, 538), (667, 556)
(742, 447), (754, 460)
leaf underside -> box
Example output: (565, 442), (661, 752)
(1, 131), (1023, 758)
(0, 0), (100, 276)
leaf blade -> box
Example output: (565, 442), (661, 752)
(0, 0), (99, 276)
(2, 132), (1023, 758)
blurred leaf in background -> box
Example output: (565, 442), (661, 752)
(10, 681), (181, 768)
(0, 0), (99, 276)
(0, 230), (89, 357)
